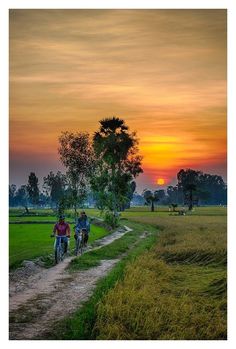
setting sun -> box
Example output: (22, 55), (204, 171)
(157, 178), (165, 185)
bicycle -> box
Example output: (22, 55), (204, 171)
(74, 229), (87, 256)
(51, 235), (68, 264)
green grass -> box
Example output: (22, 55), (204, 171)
(9, 216), (58, 222)
(122, 205), (227, 216)
(68, 220), (156, 271)
(9, 223), (110, 270)
(9, 207), (101, 217)
(9, 206), (227, 339)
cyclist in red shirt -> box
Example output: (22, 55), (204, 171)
(51, 215), (70, 254)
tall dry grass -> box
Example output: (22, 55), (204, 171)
(94, 213), (227, 339)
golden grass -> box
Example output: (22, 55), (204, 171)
(94, 210), (227, 339)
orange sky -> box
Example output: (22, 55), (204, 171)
(9, 9), (227, 191)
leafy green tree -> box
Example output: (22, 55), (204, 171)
(27, 172), (39, 207)
(92, 117), (142, 225)
(122, 180), (136, 210)
(43, 171), (67, 209)
(58, 131), (94, 218)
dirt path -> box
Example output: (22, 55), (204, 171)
(9, 225), (132, 340)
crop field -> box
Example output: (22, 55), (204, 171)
(9, 206), (227, 340)
(46, 206), (227, 340)
(93, 208), (227, 339)
(9, 216), (110, 270)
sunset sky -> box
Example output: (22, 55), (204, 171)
(9, 9), (227, 192)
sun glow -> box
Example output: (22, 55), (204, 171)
(157, 178), (165, 185)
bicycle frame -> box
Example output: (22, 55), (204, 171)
(54, 236), (67, 264)
(75, 230), (86, 256)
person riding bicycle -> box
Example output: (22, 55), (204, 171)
(74, 211), (90, 247)
(51, 214), (70, 254)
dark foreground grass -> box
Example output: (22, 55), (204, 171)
(43, 222), (157, 340)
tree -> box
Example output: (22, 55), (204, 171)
(9, 184), (17, 207)
(143, 189), (159, 212)
(167, 185), (178, 205)
(155, 189), (166, 204)
(43, 171), (67, 209)
(58, 131), (94, 218)
(15, 185), (29, 212)
(126, 181), (137, 209)
(92, 117), (142, 225)
(177, 168), (227, 208)
(198, 173), (226, 205)
(177, 169), (200, 210)
(27, 172), (40, 207)
(132, 192), (145, 206)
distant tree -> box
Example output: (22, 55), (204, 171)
(58, 131), (94, 218)
(43, 171), (67, 209)
(92, 117), (142, 226)
(177, 169), (200, 210)
(132, 192), (145, 206)
(27, 172), (40, 207)
(155, 189), (166, 204)
(167, 185), (178, 205)
(143, 189), (159, 212)
(177, 168), (227, 208)
(15, 185), (29, 212)
(9, 184), (17, 207)
(184, 183), (197, 210)
(38, 192), (49, 207)
(198, 173), (226, 205)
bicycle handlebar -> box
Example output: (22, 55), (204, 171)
(50, 234), (70, 238)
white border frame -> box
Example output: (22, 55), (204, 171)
(1, 1), (235, 348)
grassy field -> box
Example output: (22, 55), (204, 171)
(9, 208), (101, 218)
(45, 206), (227, 340)
(93, 208), (227, 339)
(9, 206), (227, 339)
(9, 222), (110, 269)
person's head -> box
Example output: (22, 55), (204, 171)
(59, 214), (65, 223)
(80, 211), (86, 218)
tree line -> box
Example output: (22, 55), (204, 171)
(9, 117), (227, 221)
(141, 168), (227, 211)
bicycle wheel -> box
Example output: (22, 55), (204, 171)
(55, 246), (61, 264)
(75, 239), (79, 256)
